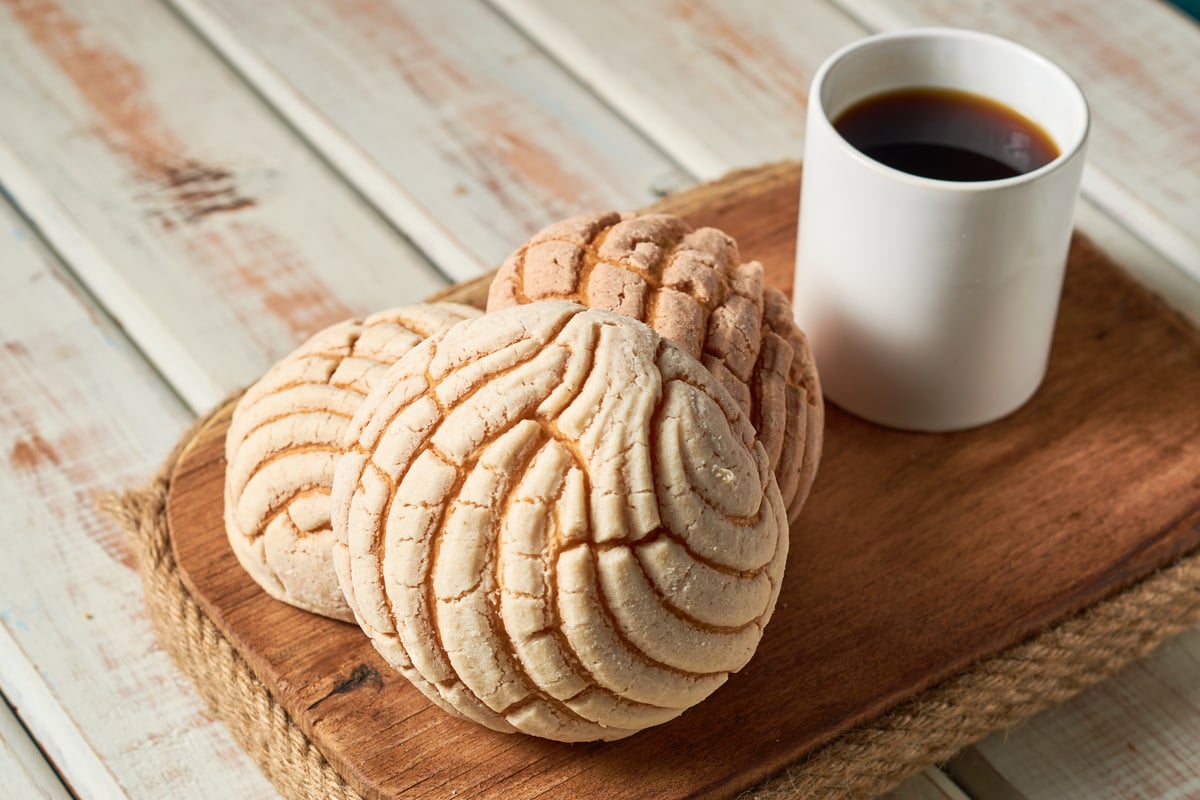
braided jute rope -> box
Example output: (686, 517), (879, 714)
(103, 392), (1200, 800)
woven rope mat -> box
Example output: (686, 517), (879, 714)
(103, 393), (1200, 800)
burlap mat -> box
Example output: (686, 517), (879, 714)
(103, 394), (1200, 800)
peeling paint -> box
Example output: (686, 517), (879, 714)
(4, 0), (256, 224)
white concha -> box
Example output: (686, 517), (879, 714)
(223, 302), (482, 622)
(331, 301), (789, 741)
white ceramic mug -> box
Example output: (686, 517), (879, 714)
(794, 27), (1089, 431)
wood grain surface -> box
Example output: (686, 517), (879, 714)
(0, 0), (444, 412)
(890, 770), (970, 800)
(167, 0), (688, 281)
(0, 700), (70, 800)
(166, 163), (1200, 799)
(491, 0), (861, 178)
(0, 196), (275, 797)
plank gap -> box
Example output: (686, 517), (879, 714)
(0, 181), (198, 416)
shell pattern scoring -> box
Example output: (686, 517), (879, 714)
(332, 301), (788, 741)
(487, 211), (823, 522)
(224, 302), (481, 622)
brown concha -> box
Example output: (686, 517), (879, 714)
(487, 211), (823, 521)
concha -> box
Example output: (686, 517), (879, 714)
(331, 301), (788, 741)
(487, 211), (822, 521)
(224, 302), (481, 621)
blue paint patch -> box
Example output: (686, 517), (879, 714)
(0, 608), (31, 632)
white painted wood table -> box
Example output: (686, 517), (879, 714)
(2, 1), (1198, 797)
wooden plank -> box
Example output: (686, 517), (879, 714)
(0, 699), (71, 800)
(494, 0), (1200, 281)
(1074, 198), (1200, 326)
(887, 769), (971, 800)
(166, 0), (690, 282)
(949, 628), (1200, 799)
(489, 0), (863, 179)
(0, 198), (276, 797)
(166, 163), (1200, 800)
(0, 0), (445, 413)
(825, 0), (1200, 281)
(0, 623), (124, 799)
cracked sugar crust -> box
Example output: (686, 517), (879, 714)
(224, 302), (482, 622)
(331, 302), (788, 742)
(487, 211), (822, 521)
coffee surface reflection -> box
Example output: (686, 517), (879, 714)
(834, 87), (1060, 181)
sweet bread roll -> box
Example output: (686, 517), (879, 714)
(487, 211), (822, 520)
(224, 303), (481, 621)
(331, 302), (787, 741)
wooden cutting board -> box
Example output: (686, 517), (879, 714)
(166, 162), (1200, 800)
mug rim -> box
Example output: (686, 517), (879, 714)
(811, 26), (1091, 192)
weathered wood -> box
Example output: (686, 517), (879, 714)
(2, 1), (1195, 796)
(0, 197), (275, 797)
(167, 163), (1200, 799)
(0, 0), (444, 412)
(166, 0), (690, 282)
(490, 0), (862, 178)
(495, 0), (1200, 281)
(1073, 199), (1200, 326)
(887, 769), (971, 800)
(0, 699), (71, 800)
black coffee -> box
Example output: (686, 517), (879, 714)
(833, 87), (1059, 181)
